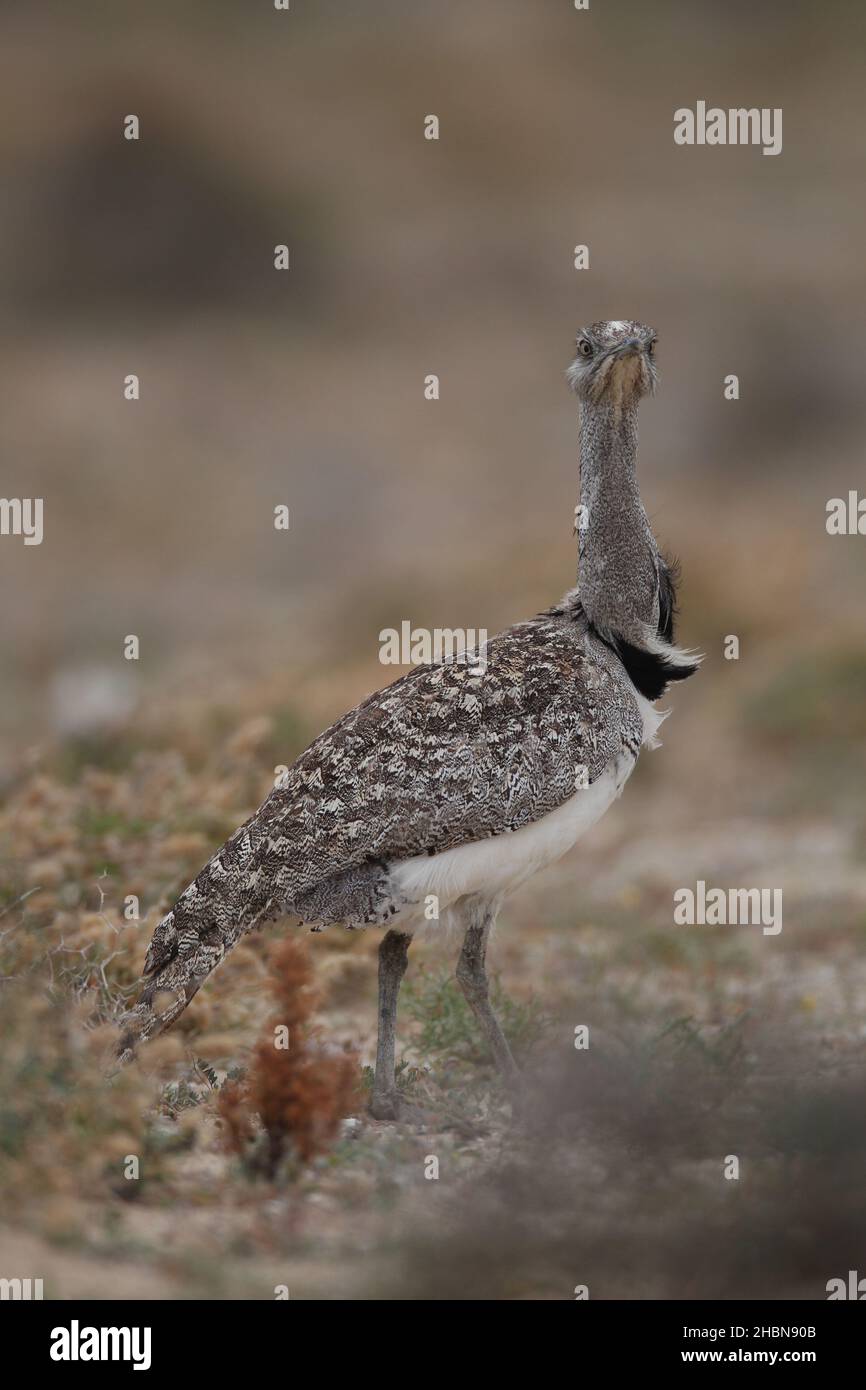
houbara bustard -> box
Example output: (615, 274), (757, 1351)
(118, 320), (699, 1119)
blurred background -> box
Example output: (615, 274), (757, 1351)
(1, 0), (866, 1300)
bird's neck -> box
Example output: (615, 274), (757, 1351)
(577, 399), (660, 645)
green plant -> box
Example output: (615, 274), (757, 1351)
(403, 967), (551, 1069)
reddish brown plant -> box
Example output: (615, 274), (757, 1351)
(218, 938), (359, 1176)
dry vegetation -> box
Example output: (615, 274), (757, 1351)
(218, 939), (359, 1177)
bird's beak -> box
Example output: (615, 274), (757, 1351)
(615, 338), (643, 356)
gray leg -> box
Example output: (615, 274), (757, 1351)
(369, 929), (412, 1120)
(455, 896), (521, 1094)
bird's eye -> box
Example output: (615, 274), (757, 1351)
(647, 338), (657, 355)
(577, 339), (593, 357)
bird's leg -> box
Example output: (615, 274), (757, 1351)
(369, 928), (413, 1121)
(456, 896), (522, 1102)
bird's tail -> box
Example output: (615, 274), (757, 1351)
(115, 908), (247, 1065)
(115, 821), (280, 1065)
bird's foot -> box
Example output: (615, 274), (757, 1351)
(508, 1087), (527, 1128)
(368, 1089), (428, 1124)
(493, 1068), (526, 1125)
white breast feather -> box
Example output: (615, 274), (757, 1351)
(390, 688), (666, 917)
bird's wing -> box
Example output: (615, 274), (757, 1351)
(142, 611), (640, 976)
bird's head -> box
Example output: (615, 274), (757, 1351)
(566, 319), (658, 406)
